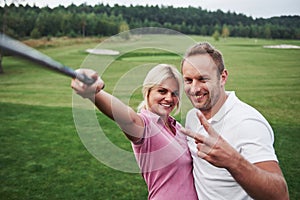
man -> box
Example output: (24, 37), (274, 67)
(180, 42), (289, 200)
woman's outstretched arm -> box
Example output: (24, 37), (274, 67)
(71, 69), (144, 142)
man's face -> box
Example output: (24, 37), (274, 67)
(182, 54), (225, 114)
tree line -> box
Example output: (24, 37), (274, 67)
(0, 3), (299, 40)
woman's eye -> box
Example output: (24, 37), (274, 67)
(158, 89), (167, 94)
(172, 92), (179, 97)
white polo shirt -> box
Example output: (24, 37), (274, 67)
(186, 91), (278, 200)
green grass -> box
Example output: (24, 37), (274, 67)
(0, 103), (147, 199)
(1, 35), (299, 199)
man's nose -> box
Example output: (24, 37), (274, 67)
(190, 81), (201, 95)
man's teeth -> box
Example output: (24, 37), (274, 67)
(195, 93), (206, 98)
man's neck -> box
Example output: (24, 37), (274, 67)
(202, 91), (228, 120)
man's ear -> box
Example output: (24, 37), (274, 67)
(220, 69), (228, 86)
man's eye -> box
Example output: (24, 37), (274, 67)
(184, 79), (192, 84)
(199, 78), (209, 83)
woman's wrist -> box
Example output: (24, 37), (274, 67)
(96, 83), (105, 93)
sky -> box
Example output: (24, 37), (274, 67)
(1, 0), (300, 19)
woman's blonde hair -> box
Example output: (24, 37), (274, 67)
(138, 64), (183, 115)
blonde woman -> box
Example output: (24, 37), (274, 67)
(71, 64), (198, 200)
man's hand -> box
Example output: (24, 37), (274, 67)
(181, 111), (241, 169)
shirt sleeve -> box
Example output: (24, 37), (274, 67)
(236, 118), (278, 164)
(131, 112), (148, 145)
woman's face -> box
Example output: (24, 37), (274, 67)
(147, 78), (179, 119)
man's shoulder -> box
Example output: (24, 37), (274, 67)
(185, 108), (200, 127)
(187, 107), (198, 113)
(226, 93), (271, 129)
(233, 98), (264, 118)
(186, 108), (198, 118)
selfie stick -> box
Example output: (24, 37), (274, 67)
(0, 33), (95, 85)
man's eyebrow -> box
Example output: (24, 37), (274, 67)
(199, 75), (209, 79)
(184, 74), (208, 79)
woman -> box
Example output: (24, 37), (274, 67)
(71, 64), (198, 200)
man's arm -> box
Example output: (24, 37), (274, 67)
(227, 153), (289, 200)
(181, 111), (289, 200)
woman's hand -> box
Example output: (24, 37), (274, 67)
(71, 69), (105, 99)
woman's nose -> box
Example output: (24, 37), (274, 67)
(164, 92), (173, 100)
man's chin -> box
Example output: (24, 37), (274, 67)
(193, 104), (210, 112)
(192, 102), (204, 109)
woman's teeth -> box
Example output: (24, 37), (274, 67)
(160, 103), (172, 108)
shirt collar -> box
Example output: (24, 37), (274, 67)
(211, 91), (237, 122)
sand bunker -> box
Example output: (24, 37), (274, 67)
(263, 44), (300, 49)
(86, 49), (120, 55)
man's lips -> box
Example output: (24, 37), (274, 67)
(192, 92), (208, 102)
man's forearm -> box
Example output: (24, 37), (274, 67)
(228, 157), (289, 200)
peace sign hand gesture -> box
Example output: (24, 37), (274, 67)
(181, 111), (241, 169)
